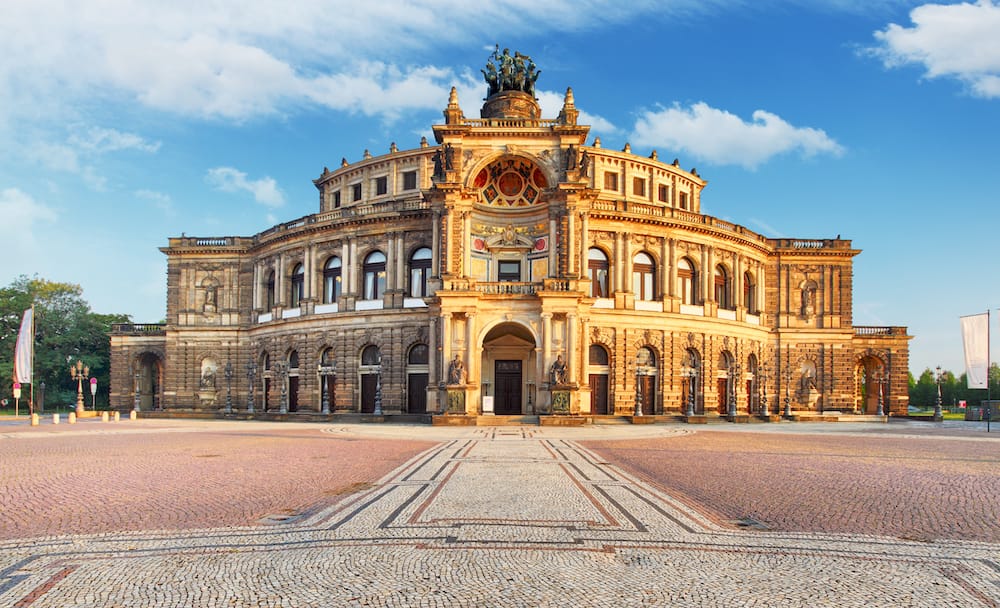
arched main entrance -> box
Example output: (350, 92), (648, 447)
(856, 355), (886, 414)
(481, 322), (537, 415)
(136, 352), (162, 410)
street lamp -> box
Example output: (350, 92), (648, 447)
(783, 357), (792, 418)
(133, 371), (141, 411)
(70, 359), (89, 416)
(373, 353), (384, 416)
(934, 365), (943, 420)
(90, 377), (97, 410)
(634, 362), (644, 417)
(274, 361), (289, 414)
(760, 361), (769, 417)
(681, 359), (698, 417)
(224, 361), (233, 414)
(246, 358), (258, 413)
(874, 369), (886, 417)
(318, 361), (336, 415)
(727, 363), (741, 418)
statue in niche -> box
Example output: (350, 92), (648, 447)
(447, 355), (467, 385)
(204, 284), (217, 311)
(800, 282), (817, 318)
(549, 354), (568, 385)
(200, 366), (216, 389)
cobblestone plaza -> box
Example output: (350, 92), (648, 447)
(1, 418), (997, 606)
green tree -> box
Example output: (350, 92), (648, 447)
(0, 276), (130, 410)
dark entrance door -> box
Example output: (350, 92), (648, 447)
(717, 377), (728, 415)
(590, 373), (609, 414)
(639, 375), (656, 415)
(408, 373), (428, 414)
(495, 360), (522, 415)
(288, 376), (299, 412)
(361, 373), (377, 413)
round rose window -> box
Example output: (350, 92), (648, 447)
(475, 158), (547, 208)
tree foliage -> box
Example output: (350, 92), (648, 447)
(908, 363), (1000, 409)
(0, 276), (130, 410)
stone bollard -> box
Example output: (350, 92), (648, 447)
(113, 411), (120, 422)
(53, 413), (60, 424)
(102, 412), (110, 422)
(31, 413), (39, 426)
(68, 412), (76, 424)
(130, 410), (137, 421)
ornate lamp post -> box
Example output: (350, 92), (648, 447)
(90, 378), (98, 410)
(133, 371), (141, 411)
(274, 361), (289, 414)
(727, 364), (740, 418)
(224, 361), (233, 414)
(373, 353), (384, 416)
(70, 359), (89, 416)
(934, 365), (944, 420)
(873, 369), (885, 417)
(318, 361), (336, 415)
(760, 361), (769, 417)
(681, 361), (698, 417)
(633, 362), (644, 417)
(245, 359), (257, 413)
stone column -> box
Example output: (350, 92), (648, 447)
(276, 254), (285, 306)
(465, 312), (477, 381)
(397, 234), (405, 291)
(667, 239), (677, 298)
(701, 246), (710, 304)
(386, 234), (395, 293)
(441, 313), (452, 371)
(566, 313), (577, 383)
(349, 238), (358, 295)
(615, 232), (625, 293)
(445, 209), (453, 276)
(566, 211), (576, 276)
(541, 313), (553, 377)
(735, 254), (743, 309)
(462, 212), (472, 278)
(549, 215), (558, 276)
(579, 213), (589, 280)
(660, 238), (670, 300)
(428, 316), (438, 385)
(252, 262), (260, 310)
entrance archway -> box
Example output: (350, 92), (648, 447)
(136, 352), (162, 410)
(481, 322), (537, 415)
(856, 355), (886, 414)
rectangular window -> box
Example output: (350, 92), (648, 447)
(633, 177), (645, 197)
(403, 170), (417, 190)
(333, 191), (341, 209)
(658, 184), (669, 202)
(375, 176), (388, 196)
(604, 172), (618, 192)
(679, 192), (689, 210)
(352, 183), (362, 201)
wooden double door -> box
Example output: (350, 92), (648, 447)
(494, 360), (522, 415)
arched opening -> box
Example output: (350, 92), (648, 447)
(744, 271), (757, 314)
(409, 248), (432, 298)
(635, 346), (657, 415)
(287, 350), (300, 412)
(682, 348), (702, 414)
(678, 257), (697, 305)
(718, 351), (735, 415)
(260, 352), (271, 412)
(319, 347), (336, 412)
(363, 252), (387, 301)
(588, 248), (610, 298)
(323, 256), (342, 304)
(746, 353), (759, 414)
(406, 344), (429, 414)
(632, 252), (656, 301)
(715, 265), (732, 310)
(359, 345), (381, 413)
(856, 355), (886, 414)
(588, 344), (610, 415)
(136, 352), (162, 411)
(290, 264), (304, 308)
(481, 322), (537, 415)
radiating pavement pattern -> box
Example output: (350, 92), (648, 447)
(1, 421), (998, 607)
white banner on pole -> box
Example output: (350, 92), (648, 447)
(13, 308), (33, 385)
(960, 312), (989, 389)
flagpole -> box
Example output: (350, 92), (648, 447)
(988, 309), (992, 433)
(28, 304), (35, 417)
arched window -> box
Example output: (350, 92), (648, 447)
(320, 348), (335, 366)
(265, 271), (275, 309)
(589, 344), (609, 366)
(632, 252), (655, 301)
(744, 271), (757, 314)
(363, 251), (386, 300)
(714, 265), (732, 310)
(677, 257), (696, 305)
(288, 350), (299, 369)
(409, 247), (432, 297)
(290, 263), (304, 307)
(588, 248), (609, 298)
(361, 345), (381, 366)
(323, 257), (342, 304)
(408, 343), (429, 365)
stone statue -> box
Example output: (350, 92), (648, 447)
(432, 149), (444, 178)
(579, 148), (590, 177)
(549, 354), (568, 385)
(204, 284), (217, 310)
(447, 355), (466, 385)
(483, 45), (541, 97)
(200, 367), (216, 389)
(444, 143), (455, 171)
(565, 145), (578, 170)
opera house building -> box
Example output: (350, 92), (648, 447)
(110, 51), (910, 422)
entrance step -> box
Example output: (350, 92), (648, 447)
(476, 415), (540, 426)
(590, 416), (632, 425)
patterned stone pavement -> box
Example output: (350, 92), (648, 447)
(0, 419), (998, 607)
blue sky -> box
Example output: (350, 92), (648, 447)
(2, 0), (999, 377)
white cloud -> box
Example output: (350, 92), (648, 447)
(869, 0), (1000, 98)
(0, 188), (57, 247)
(630, 102), (845, 169)
(206, 167), (285, 207)
(69, 126), (161, 154)
(136, 189), (174, 214)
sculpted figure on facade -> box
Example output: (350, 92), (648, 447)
(483, 45), (541, 97)
(549, 354), (568, 385)
(447, 355), (467, 385)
